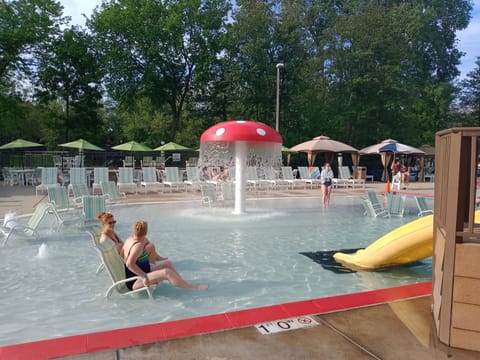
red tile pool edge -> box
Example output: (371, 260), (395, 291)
(0, 281), (432, 360)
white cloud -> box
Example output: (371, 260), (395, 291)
(60, 0), (101, 27)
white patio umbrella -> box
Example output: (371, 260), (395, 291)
(291, 135), (359, 166)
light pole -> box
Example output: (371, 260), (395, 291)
(275, 63), (284, 132)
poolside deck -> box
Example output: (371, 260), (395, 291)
(2, 181), (477, 359)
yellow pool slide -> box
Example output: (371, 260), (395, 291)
(334, 212), (480, 270)
(333, 215), (435, 270)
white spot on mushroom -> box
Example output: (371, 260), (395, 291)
(256, 128), (266, 136)
(236, 121), (246, 124)
(216, 128), (226, 136)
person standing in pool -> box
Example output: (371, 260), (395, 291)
(98, 212), (163, 265)
(320, 162), (334, 208)
(122, 220), (209, 291)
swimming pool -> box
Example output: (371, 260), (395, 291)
(0, 196), (431, 346)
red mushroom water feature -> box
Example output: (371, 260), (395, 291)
(200, 120), (282, 214)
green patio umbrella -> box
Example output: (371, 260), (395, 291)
(59, 138), (104, 152)
(112, 141), (153, 152)
(154, 141), (192, 151)
(59, 138), (104, 167)
(112, 141), (153, 167)
(0, 138), (43, 150)
(0, 138), (44, 168)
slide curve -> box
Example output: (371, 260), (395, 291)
(333, 215), (434, 270)
(334, 211), (480, 270)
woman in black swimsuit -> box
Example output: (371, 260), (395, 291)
(122, 220), (209, 291)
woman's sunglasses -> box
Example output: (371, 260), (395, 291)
(108, 220), (117, 225)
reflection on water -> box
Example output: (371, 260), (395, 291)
(0, 196), (431, 346)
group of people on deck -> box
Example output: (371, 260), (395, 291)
(97, 212), (209, 292)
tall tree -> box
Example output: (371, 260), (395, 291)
(88, 0), (230, 141)
(458, 57), (480, 126)
(0, 0), (66, 85)
(0, 0), (67, 141)
(36, 26), (104, 144)
(320, 0), (470, 147)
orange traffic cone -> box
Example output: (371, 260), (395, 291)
(385, 179), (391, 194)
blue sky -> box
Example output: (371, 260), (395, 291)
(62, 0), (479, 79)
(457, 0), (480, 78)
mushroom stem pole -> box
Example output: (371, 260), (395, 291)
(233, 141), (247, 214)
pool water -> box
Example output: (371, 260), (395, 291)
(0, 196), (431, 346)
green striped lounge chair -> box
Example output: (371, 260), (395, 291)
(281, 166), (306, 189)
(200, 183), (218, 207)
(185, 166), (201, 192)
(48, 186), (82, 230)
(362, 199), (390, 218)
(94, 239), (154, 299)
(141, 167), (162, 193)
(164, 167), (186, 192)
(263, 166), (287, 190)
(36, 167), (60, 196)
(415, 196), (433, 217)
(297, 166), (321, 188)
(366, 190), (386, 212)
(386, 193), (406, 217)
(82, 195), (106, 227)
(92, 167), (109, 194)
(86, 229), (105, 274)
(72, 183), (91, 205)
(101, 181), (127, 204)
(67, 168), (86, 196)
(117, 168), (138, 194)
(48, 186), (74, 212)
(141, 156), (155, 167)
(122, 156), (135, 167)
(246, 166), (271, 190)
(1, 202), (51, 246)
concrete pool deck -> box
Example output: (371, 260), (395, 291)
(1, 181), (478, 359)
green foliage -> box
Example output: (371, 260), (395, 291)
(88, 0), (230, 141)
(0, 0), (67, 82)
(0, 0), (476, 153)
(36, 26), (104, 142)
(458, 57), (480, 126)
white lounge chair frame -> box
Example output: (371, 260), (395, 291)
(141, 167), (162, 193)
(1, 202), (51, 245)
(67, 168), (87, 196)
(101, 181), (128, 204)
(94, 239), (154, 299)
(117, 168), (138, 194)
(164, 167), (186, 192)
(415, 196), (433, 217)
(92, 167), (109, 194)
(36, 167), (60, 195)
